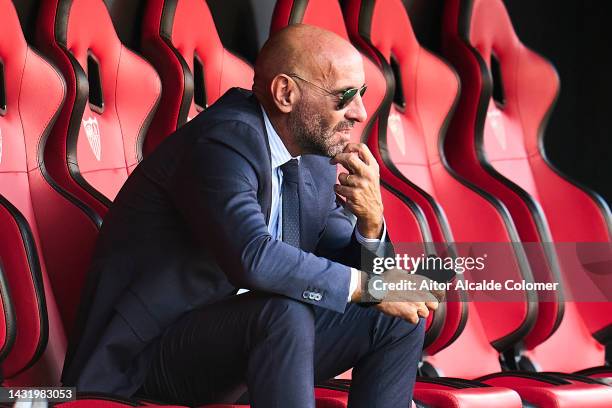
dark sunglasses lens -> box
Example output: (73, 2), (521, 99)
(338, 88), (359, 108)
(359, 85), (367, 96)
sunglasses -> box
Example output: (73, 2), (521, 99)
(288, 73), (367, 110)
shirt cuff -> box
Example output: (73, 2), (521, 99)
(355, 219), (387, 256)
(348, 267), (360, 301)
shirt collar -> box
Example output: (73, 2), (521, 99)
(261, 105), (300, 169)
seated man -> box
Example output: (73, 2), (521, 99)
(61, 24), (439, 407)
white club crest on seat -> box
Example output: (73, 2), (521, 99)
(388, 112), (406, 156)
(82, 117), (101, 161)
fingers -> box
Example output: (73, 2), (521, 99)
(338, 172), (356, 187)
(382, 279), (439, 303)
(416, 302), (430, 319)
(332, 144), (383, 238)
(334, 184), (355, 200)
(337, 172), (366, 190)
(342, 142), (375, 165)
(335, 172), (367, 199)
(370, 269), (444, 323)
(334, 192), (347, 205)
(331, 143), (378, 174)
(406, 313), (420, 325)
(398, 303), (420, 325)
(331, 152), (367, 175)
(375, 301), (433, 325)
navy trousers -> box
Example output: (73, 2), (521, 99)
(139, 292), (425, 407)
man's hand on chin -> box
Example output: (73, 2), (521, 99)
(330, 143), (384, 238)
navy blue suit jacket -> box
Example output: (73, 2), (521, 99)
(61, 88), (380, 395)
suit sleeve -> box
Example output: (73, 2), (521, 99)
(315, 195), (394, 272)
(168, 121), (351, 313)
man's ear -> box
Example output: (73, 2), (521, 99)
(270, 74), (298, 113)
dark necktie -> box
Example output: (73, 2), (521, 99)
(281, 159), (300, 248)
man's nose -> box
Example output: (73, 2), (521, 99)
(346, 93), (368, 123)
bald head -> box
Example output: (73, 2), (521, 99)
(253, 24), (364, 105)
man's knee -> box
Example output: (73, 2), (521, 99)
(394, 315), (426, 343)
(258, 296), (315, 339)
(376, 314), (426, 350)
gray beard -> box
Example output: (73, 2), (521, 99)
(288, 101), (353, 157)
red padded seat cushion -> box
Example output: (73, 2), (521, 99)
(481, 375), (612, 408)
(315, 382), (523, 408)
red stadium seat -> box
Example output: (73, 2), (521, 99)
(441, 0), (612, 373)
(35, 0), (161, 208)
(141, 0), (255, 153)
(27, 0), (162, 338)
(0, 0), (76, 386)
